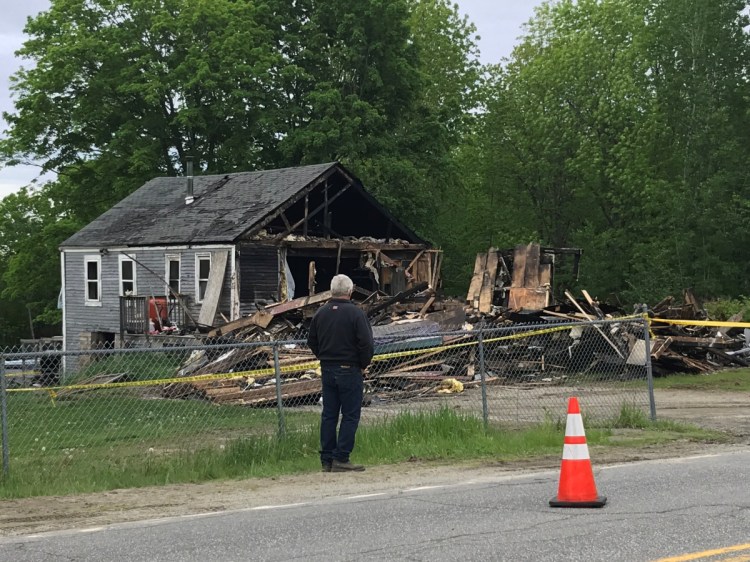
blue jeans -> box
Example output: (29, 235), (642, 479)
(320, 365), (363, 464)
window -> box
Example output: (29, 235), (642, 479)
(166, 255), (181, 294)
(84, 255), (101, 305)
(196, 254), (211, 302)
(119, 254), (136, 296)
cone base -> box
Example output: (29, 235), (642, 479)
(549, 495), (607, 508)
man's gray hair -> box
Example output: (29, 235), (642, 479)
(330, 274), (354, 297)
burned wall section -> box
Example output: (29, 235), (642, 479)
(235, 165), (437, 307)
(468, 244), (582, 314)
(238, 242), (279, 312)
(282, 241), (441, 298)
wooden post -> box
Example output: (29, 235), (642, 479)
(303, 194), (309, 237)
(323, 183), (329, 239)
(308, 261), (316, 296)
(564, 290), (624, 359)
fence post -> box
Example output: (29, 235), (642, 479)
(478, 328), (489, 430)
(642, 317), (657, 421)
(272, 343), (286, 438)
(0, 354), (8, 477)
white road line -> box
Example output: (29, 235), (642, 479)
(345, 493), (387, 500)
(405, 485), (444, 492)
(78, 527), (104, 533)
(601, 452), (734, 471)
(251, 503), (309, 511)
(180, 512), (224, 518)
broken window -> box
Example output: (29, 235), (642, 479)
(196, 254), (211, 302)
(166, 254), (180, 294)
(84, 255), (101, 305)
(119, 254), (136, 296)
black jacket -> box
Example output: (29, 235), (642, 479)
(307, 298), (374, 369)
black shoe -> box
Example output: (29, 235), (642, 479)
(321, 462), (332, 472)
(331, 460), (365, 472)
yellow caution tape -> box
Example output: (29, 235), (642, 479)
(7, 315), (646, 395)
(7, 363), (317, 394)
(370, 317), (642, 362)
(5, 371), (40, 377)
(649, 318), (750, 328)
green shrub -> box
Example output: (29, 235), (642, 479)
(612, 403), (649, 429)
(704, 296), (750, 321)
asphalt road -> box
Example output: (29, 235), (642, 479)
(1, 450), (749, 562)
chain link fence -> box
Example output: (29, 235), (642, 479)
(0, 317), (655, 481)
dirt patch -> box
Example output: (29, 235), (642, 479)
(652, 389), (750, 437)
(0, 388), (747, 538)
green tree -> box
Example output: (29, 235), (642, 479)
(480, 0), (750, 302)
(407, 0), (483, 141)
(2, 0), (283, 223)
(404, 0), (489, 292)
(1, 0), (476, 337)
(0, 185), (80, 343)
(272, 0), (459, 229)
(633, 0), (750, 298)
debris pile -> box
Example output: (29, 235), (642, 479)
(646, 293), (750, 375)
(162, 244), (749, 407)
(465, 245), (749, 376)
(162, 282), (465, 405)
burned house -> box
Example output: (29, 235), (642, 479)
(59, 162), (440, 354)
(467, 243), (582, 313)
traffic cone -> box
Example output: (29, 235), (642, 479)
(549, 397), (606, 508)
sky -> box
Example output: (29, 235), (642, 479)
(0, 0), (544, 200)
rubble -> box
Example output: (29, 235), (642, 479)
(162, 245), (749, 407)
(469, 286), (750, 377)
(162, 282), (467, 406)
(645, 290), (750, 375)
(465, 244), (749, 376)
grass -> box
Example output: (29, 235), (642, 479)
(0, 400), (722, 499)
(651, 368), (750, 391)
(2, 346), (739, 499)
(65, 351), (186, 384)
(6, 392), (311, 452)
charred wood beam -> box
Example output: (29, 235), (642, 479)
(303, 194), (309, 237)
(366, 281), (429, 317)
(404, 250), (426, 276)
(249, 167), (338, 236)
(280, 212), (292, 231)
(711, 349), (750, 367)
(286, 241), (428, 251)
(324, 183), (329, 239)
(273, 182), (352, 241)
(564, 290), (624, 359)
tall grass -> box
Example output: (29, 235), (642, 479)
(356, 408), (577, 463)
(66, 351), (186, 384)
(651, 368), (750, 391)
(0, 404), (719, 499)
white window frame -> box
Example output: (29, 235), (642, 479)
(165, 254), (181, 295)
(84, 255), (102, 306)
(119, 254), (137, 296)
(195, 253), (212, 303)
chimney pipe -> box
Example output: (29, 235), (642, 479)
(185, 157), (194, 205)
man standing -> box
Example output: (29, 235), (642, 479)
(308, 274), (374, 472)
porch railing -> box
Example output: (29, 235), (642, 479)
(119, 295), (192, 334)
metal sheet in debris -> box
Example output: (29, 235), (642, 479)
(372, 320), (441, 338)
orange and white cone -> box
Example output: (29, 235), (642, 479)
(549, 397), (607, 508)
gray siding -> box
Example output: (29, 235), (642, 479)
(64, 251), (120, 355)
(63, 246), (234, 354)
